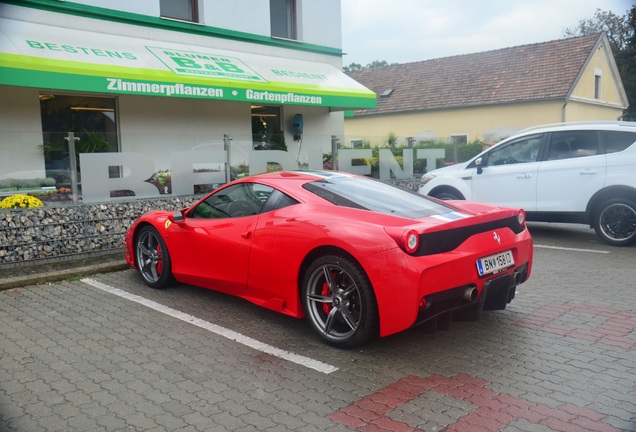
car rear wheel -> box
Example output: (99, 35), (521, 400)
(593, 198), (636, 246)
(302, 255), (378, 348)
(135, 225), (174, 288)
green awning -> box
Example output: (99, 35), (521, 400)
(0, 17), (376, 109)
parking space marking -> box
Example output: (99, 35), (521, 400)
(81, 278), (339, 374)
(534, 244), (610, 254)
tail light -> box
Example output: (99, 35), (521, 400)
(517, 209), (526, 227)
(402, 229), (420, 254)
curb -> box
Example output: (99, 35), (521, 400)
(0, 260), (130, 291)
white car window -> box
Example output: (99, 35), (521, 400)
(601, 130), (636, 153)
(546, 130), (599, 160)
(483, 136), (541, 167)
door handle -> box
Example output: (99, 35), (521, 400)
(241, 231), (252, 239)
(580, 169), (597, 175)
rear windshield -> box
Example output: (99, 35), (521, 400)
(303, 176), (453, 219)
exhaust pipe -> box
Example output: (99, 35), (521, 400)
(462, 286), (478, 302)
(513, 271), (523, 286)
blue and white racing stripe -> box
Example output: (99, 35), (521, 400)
(432, 212), (470, 222)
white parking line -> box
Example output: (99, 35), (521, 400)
(534, 244), (610, 254)
(81, 278), (339, 375)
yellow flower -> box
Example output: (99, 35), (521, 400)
(0, 194), (44, 209)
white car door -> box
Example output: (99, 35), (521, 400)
(470, 134), (543, 211)
(536, 130), (606, 212)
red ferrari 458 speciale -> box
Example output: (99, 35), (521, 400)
(124, 170), (533, 348)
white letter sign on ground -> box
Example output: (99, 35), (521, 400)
(248, 150), (299, 175)
(80, 152), (159, 202)
(170, 151), (227, 196)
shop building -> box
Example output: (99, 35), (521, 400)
(0, 0), (376, 202)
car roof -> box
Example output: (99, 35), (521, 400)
(514, 121), (636, 136)
(246, 170), (358, 182)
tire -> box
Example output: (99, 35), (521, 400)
(433, 190), (464, 200)
(593, 198), (636, 246)
(135, 225), (174, 288)
(302, 255), (379, 348)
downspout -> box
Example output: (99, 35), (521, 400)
(561, 97), (568, 123)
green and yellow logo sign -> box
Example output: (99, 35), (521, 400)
(146, 46), (267, 82)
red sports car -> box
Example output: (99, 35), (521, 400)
(124, 170), (533, 348)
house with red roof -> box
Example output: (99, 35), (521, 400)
(345, 33), (628, 147)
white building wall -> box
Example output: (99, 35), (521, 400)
(67, 0), (342, 50)
(0, 86), (46, 179)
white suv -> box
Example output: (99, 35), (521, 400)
(419, 122), (636, 246)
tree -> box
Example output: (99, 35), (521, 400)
(563, 6), (636, 120)
(343, 60), (396, 73)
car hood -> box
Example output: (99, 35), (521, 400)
(425, 162), (468, 177)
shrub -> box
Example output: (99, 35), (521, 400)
(0, 194), (44, 209)
(0, 177), (56, 189)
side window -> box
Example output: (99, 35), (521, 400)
(189, 183), (273, 219)
(601, 130), (636, 154)
(483, 135), (542, 167)
(261, 189), (299, 213)
(270, 0), (297, 39)
(547, 131), (599, 161)
(160, 0), (198, 22)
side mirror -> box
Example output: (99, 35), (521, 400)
(172, 209), (185, 223)
(475, 157), (483, 175)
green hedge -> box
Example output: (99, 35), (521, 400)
(0, 178), (56, 190)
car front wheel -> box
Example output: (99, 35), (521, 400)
(593, 198), (636, 246)
(302, 255), (379, 348)
(432, 189), (464, 200)
(135, 225), (174, 288)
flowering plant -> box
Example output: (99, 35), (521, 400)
(0, 194), (44, 209)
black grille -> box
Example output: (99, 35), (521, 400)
(416, 216), (525, 256)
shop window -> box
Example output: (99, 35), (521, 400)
(39, 94), (119, 192)
(270, 0), (297, 39)
(160, 0), (198, 22)
(251, 106), (286, 151)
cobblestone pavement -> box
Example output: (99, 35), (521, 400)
(0, 223), (634, 431)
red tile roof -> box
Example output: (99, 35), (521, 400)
(348, 33), (603, 116)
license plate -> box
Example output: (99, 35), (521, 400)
(476, 250), (514, 276)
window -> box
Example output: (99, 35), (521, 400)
(251, 106), (284, 150)
(546, 131), (599, 161)
(270, 0), (297, 39)
(189, 183), (273, 219)
(39, 94), (118, 190)
(160, 0), (198, 22)
(303, 176), (451, 219)
(450, 135), (467, 145)
(594, 68), (602, 99)
(601, 130), (636, 154)
(482, 136), (542, 166)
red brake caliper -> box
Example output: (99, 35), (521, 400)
(156, 244), (163, 274)
(321, 271), (338, 314)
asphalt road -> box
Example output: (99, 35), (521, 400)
(1, 222), (634, 431)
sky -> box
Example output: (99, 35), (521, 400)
(340, 0), (633, 66)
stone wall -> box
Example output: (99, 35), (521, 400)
(0, 196), (200, 268)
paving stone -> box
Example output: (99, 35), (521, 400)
(1, 228), (635, 431)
